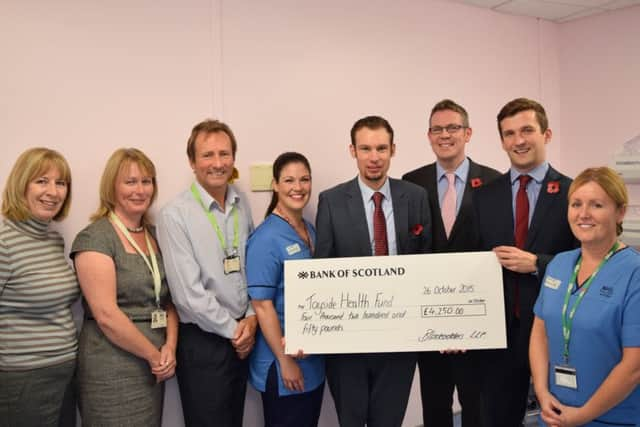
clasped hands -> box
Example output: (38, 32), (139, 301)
(232, 315), (258, 359)
(149, 343), (176, 383)
(538, 390), (584, 427)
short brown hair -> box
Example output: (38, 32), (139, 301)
(569, 166), (628, 236)
(497, 98), (549, 138)
(186, 119), (238, 162)
(350, 115), (394, 146)
(2, 147), (72, 222)
(430, 99), (469, 128)
(90, 148), (158, 224)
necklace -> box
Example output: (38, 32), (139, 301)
(274, 208), (312, 252)
(111, 211), (145, 233)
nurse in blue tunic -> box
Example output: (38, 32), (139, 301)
(246, 152), (325, 427)
(530, 167), (640, 426)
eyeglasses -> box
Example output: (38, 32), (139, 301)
(429, 124), (466, 135)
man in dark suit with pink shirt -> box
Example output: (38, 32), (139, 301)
(403, 99), (500, 427)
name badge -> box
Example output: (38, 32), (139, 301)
(286, 243), (302, 255)
(544, 276), (562, 290)
(554, 365), (577, 389)
(224, 255), (241, 274)
(151, 309), (167, 329)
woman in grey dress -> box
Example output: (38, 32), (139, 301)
(71, 148), (178, 426)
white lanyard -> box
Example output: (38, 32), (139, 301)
(110, 213), (162, 307)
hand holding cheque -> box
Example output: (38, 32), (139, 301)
(284, 251), (506, 354)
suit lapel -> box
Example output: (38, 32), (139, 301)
(449, 160), (479, 239)
(527, 166), (562, 248)
(390, 179), (409, 254)
(345, 178), (373, 255)
(496, 173), (516, 245)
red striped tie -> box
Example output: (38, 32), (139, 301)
(373, 192), (388, 256)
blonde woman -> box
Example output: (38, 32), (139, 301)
(71, 148), (178, 426)
(530, 167), (640, 426)
(1, 148), (79, 426)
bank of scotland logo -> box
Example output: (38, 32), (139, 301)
(298, 271), (309, 279)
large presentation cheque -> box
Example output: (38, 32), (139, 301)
(284, 251), (506, 354)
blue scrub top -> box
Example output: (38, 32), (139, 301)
(534, 247), (640, 426)
(246, 214), (325, 396)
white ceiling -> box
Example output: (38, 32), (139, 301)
(446, 0), (640, 22)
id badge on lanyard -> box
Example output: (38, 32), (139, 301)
(151, 309), (168, 329)
(554, 365), (577, 389)
(191, 183), (241, 275)
(224, 248), (241, 274)
(557, 242), (619, 390)
(110, 212), (167, 329)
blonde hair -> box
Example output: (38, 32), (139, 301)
(90, 148), (157, 224)
(2, 147), (72, 221)
(569, 166), (628, 236)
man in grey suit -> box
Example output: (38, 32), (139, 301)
(315, 115), (432, 427)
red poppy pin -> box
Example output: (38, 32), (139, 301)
(470, 178), (483, 188)
(547, 181), (560, 194)
(411, 224), (424, 236)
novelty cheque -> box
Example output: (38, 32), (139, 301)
(284, 251), (506, 354)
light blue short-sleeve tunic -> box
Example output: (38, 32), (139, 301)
(246, 214), (325, 396)
(534, 247), (640, 426)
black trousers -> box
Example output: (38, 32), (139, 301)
(176, 323), (248, 427)
(480, 318), (531, 427)
(418, 351), (484, 427)
(261, 363), (324, 427)
(326, 352), (416, 427)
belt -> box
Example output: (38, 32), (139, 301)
(85, 316), (151, 322)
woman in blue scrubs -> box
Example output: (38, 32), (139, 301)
(246, 152), (324, 427)
(530, 167), (640, 426)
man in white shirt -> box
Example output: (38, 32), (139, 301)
(157, 119), (257, 427)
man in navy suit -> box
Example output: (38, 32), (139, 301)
(315, 115), (431, 427)
(473, 98), (576, 426)
(403, 99), (500, 427)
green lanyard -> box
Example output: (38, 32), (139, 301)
(561, 241), (619, 364)
(110, 212), (162, 307)
(190, 183), (239, 253)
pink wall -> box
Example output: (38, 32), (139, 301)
(222, 0), (561, 216)
(2, 0), (637, 425)
(557, 5), (640, 178)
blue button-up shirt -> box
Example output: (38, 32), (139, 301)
(156, 181), (255, 338)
